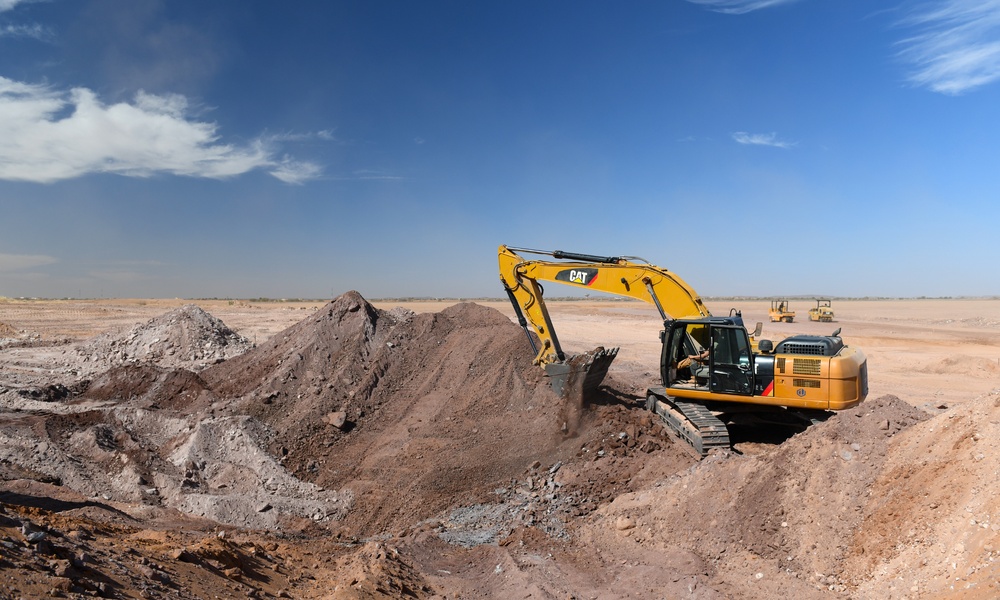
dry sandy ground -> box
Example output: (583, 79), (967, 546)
(0, 296), (998, 600)
(3, 297), (997, 412)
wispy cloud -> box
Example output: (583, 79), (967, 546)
(685, 0), (802, 15)
(0, 23), (47, 39)
(897, 0), (1000, 95)
(271, 158), (324, 185)
(0, 77), (323, 184)
(264, 129), (337, 143)
(0, 0), (33, 12)
(0, 0), (48, 40)
(732, 131), (796, 148)
(0, 253), (57, 271)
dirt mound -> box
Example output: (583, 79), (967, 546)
(203, 291), (607, 535)
(4, 292), (651, 540)
(842, 388), (1000, 598)
(1, 305), (350, 533)
(574, 394), (931, 597)
(202, 290), (405, 424)
(327, 541), (432, 598)
(75, 304), (252, 373)
(82, 364), (215, 412)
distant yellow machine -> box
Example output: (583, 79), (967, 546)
(809, 299), (835, 322)
(769, 300), (795, 323)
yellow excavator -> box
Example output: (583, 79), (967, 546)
(499, 245), (868, 456)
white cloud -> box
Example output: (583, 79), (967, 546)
(0, 253), (57, 271)
(732, 131), (796, 148)
(0, 23), (46, 39)
(0, 77), (323, 183)
(270, 157), (324, 185)
(0, 0), (31, 12)
(897, 0), (1000, 95)
(264, 129), (337, 143)
(686, 0), (802, 15)
(0, 0), (48, 40)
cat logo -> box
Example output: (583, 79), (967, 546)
(555, 268), (599, 287)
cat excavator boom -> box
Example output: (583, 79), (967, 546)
(499, 244), (717, 396)
(499, 245), (868, 457)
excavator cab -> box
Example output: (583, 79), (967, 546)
(662, 318), (754, 395)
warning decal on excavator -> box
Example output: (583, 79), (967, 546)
(556, 268), (599, 286)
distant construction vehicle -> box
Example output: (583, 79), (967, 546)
(809, 299), (835, 322)
(769, 300), (795, 323)
(499, 245), (868, 457)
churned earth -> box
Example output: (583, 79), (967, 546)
(0, 295), (998, 599)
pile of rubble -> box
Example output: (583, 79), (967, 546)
(74, 304), (253, 374)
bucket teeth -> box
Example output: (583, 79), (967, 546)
(544, 347), (619, 399)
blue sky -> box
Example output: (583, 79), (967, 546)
(1, 0), (998, 300)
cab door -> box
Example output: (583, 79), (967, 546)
(709, 326), (754, 395)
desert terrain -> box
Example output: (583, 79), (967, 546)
(0, 295), (998, 599)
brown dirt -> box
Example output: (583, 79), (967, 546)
(0, 295), (998, 599)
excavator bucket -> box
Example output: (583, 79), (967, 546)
(543, 347), (619, 400)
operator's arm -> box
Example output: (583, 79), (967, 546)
(689, 349), (709, 362)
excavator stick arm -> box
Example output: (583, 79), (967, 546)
(499, 244), (710, 399)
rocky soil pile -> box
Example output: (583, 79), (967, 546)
(74, 304), (253, 374)
(0, 292), (998, 599)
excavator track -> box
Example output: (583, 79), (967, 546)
(645, 387), (729, 457)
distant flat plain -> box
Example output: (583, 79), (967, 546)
(2, 297), (997, 411)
